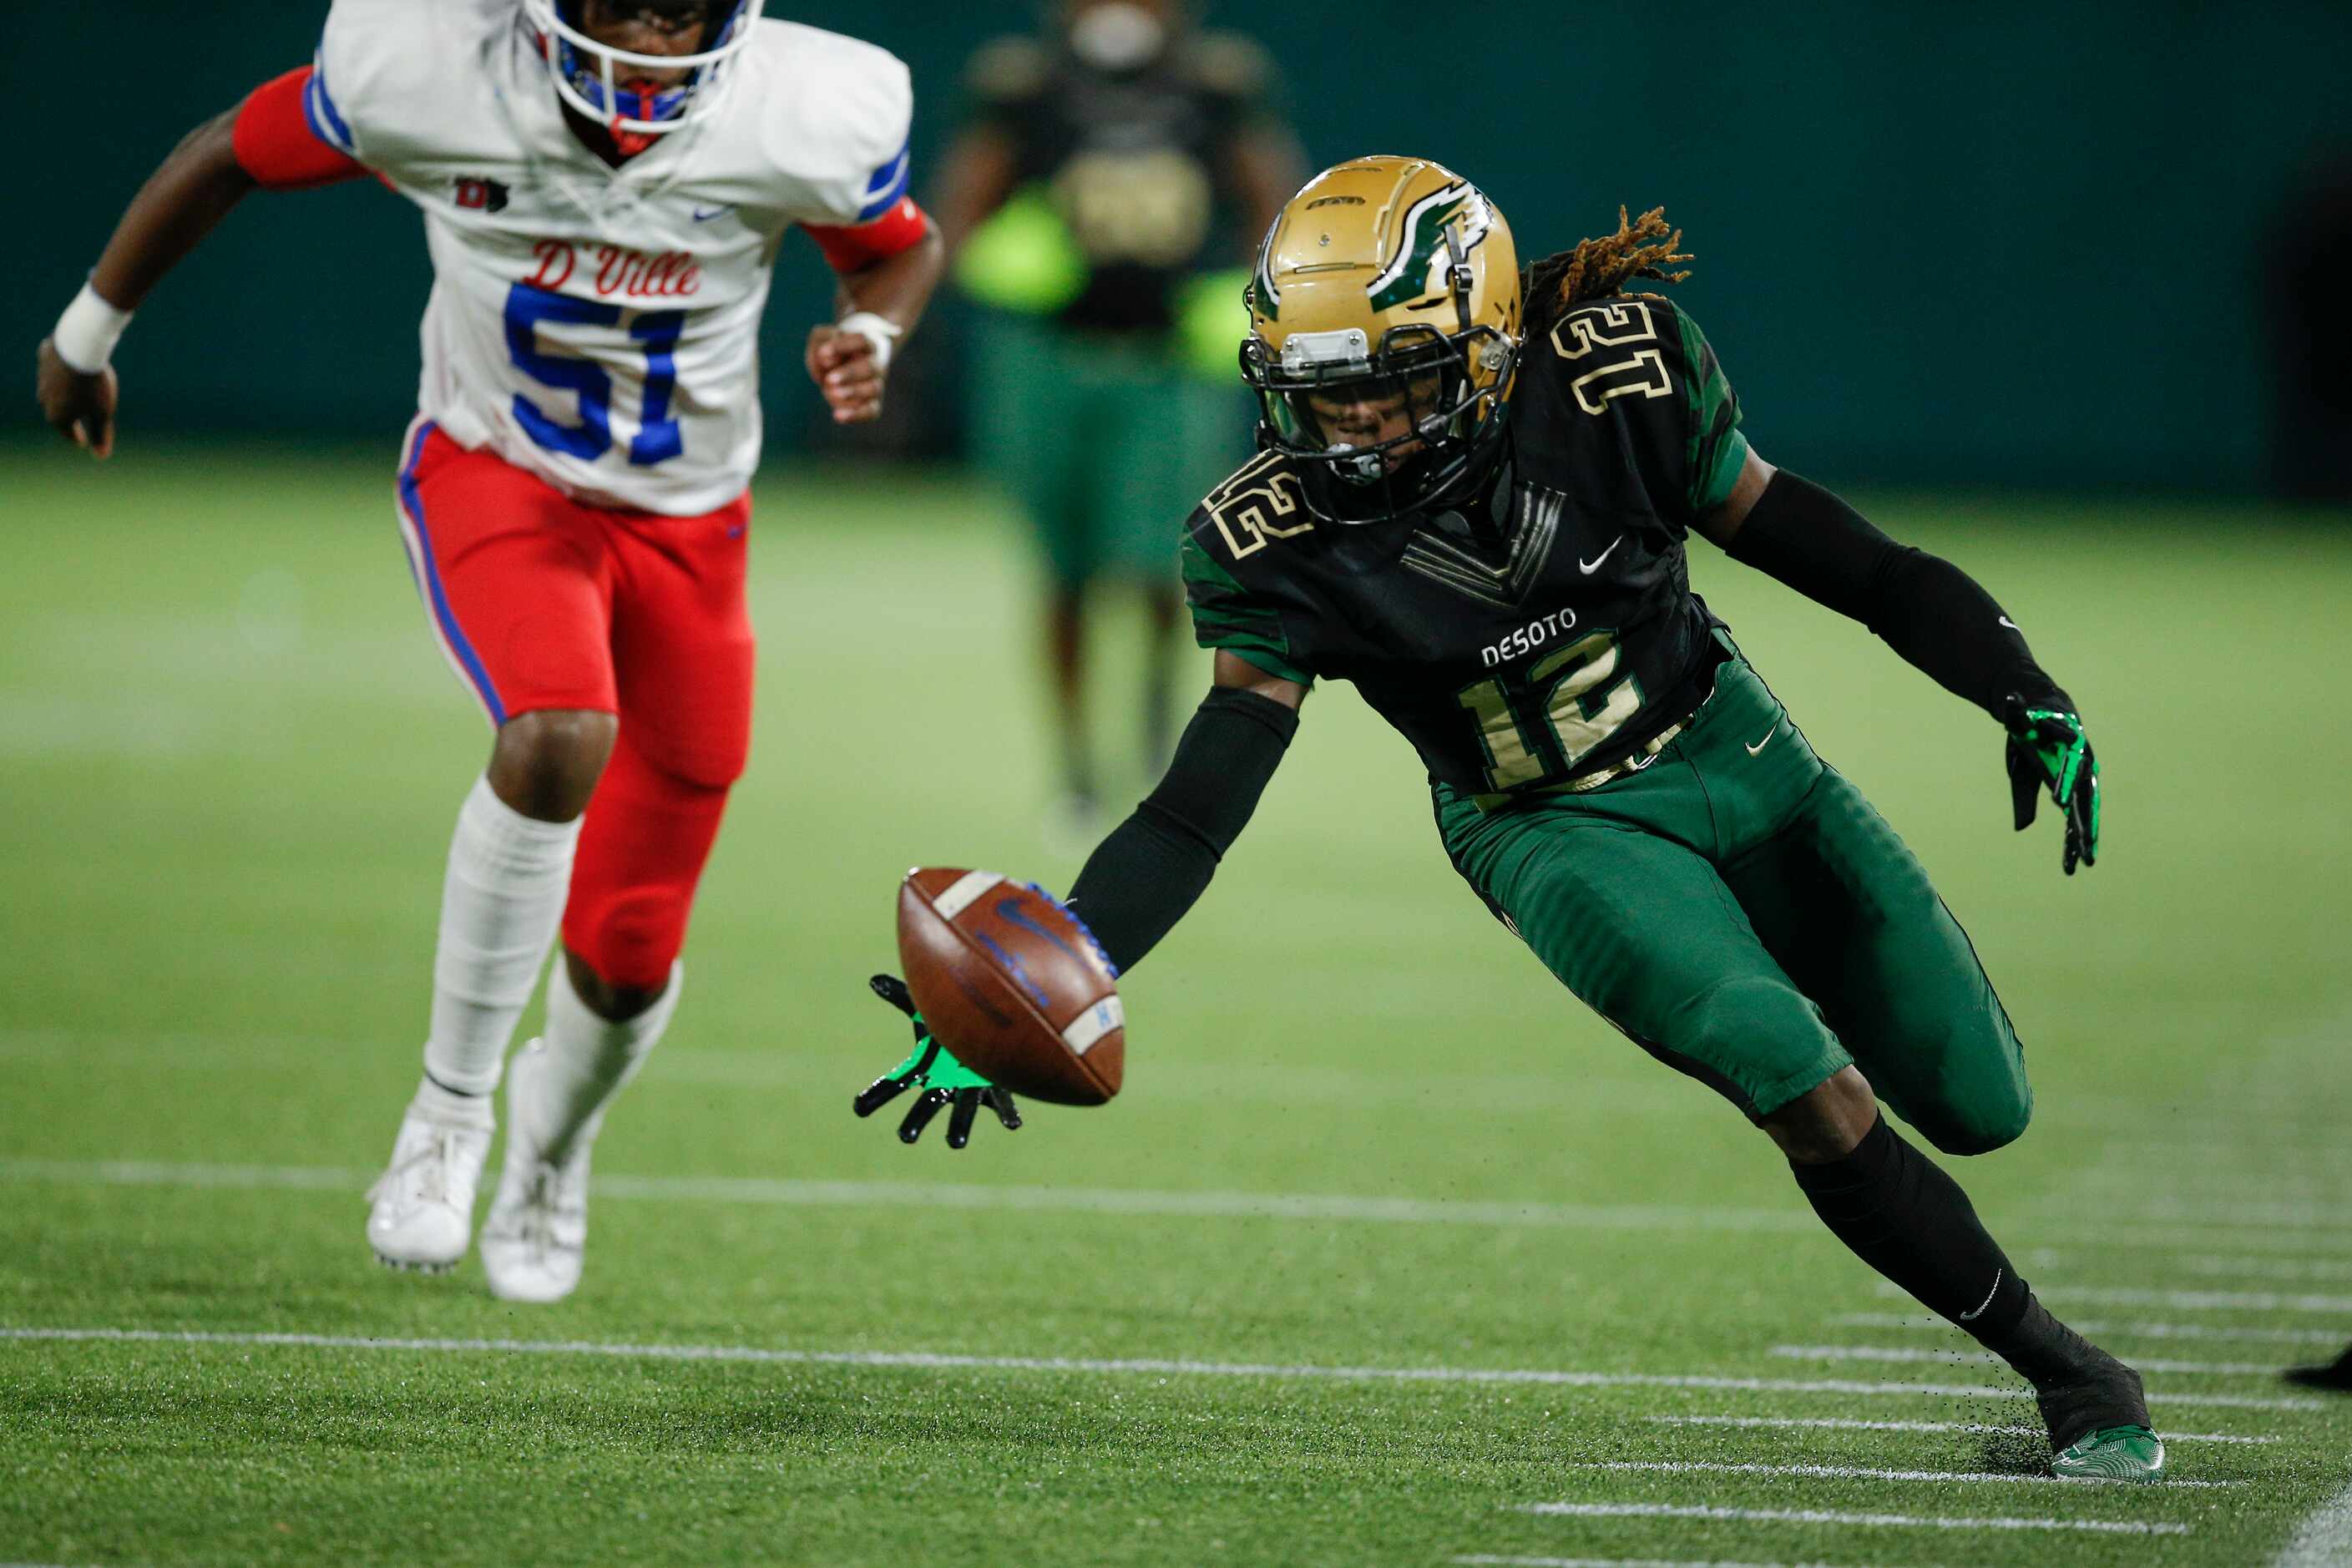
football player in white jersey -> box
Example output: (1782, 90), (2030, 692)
(34, 0), (948, 1302)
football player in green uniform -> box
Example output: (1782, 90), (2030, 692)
(860, 156), (2147, 1480)
(934, 0), (1302, 832)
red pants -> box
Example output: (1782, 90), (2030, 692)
(395, 418), (754, 988)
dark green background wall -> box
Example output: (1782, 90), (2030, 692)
(18, 2), (2349, 489)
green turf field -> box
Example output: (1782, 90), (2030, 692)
(3, 443), (2349, 1567)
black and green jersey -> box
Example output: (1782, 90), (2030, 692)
(1182, 294), (1750, 800)
(961, 32), (1280, 334)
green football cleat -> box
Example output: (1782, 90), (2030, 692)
(2051, 1424), (2166, 1482)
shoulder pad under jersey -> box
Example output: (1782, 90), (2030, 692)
(311, 0), (509, 168)
(733, 20), (913, 227)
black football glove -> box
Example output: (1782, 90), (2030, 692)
(2001, 693), (2100, 877)
(853, 974), (1022, 1149)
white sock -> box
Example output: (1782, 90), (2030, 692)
(408, 1070), (495, 1132)
(532, 960), (682, 1165)
(422, 776), (582, 1097)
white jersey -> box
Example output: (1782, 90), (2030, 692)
(312, 0), (913, 513)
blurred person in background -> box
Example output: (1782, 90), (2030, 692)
(34, 0), (943, 1302)
(2266, 146), (2352, 503)
(933, 0), (1302, 838)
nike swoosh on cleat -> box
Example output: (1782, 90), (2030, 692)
(1745, 726), (1776, 756)
(1998, 615), (2020, 630)
(1579, 535), (1624, 574)
(1957, 1267), (2004, 1322)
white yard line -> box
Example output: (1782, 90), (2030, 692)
(2169, 1255), (2352, 1284)
(1875, 1281), (2352, 1316)
(2275, 1476), (2352, 1567)
(0, 1327), (2323, 1411)
(2054, 1225), (2352, 1257)
(1831, 1312), (2347, 1348)
(5, 1157), (2344, 1261)
(1773, 1344), (2279, 1377)
(1571, 1460), (2237, 1490)
(1517, 1504), (2188, 1536)
(0, 1158), (1820, 1236)
(2099, 1199), (2339, 1230)
(1647, 1415), (2277, 1445)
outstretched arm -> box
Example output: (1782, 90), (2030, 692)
(1064, 652), (1306, 974)
(1697, 451), (2098, 873)
(37, 68), (365, 457)
(1694, 451), (2069, 717)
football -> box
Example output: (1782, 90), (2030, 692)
(895, 867), (1125, 1106)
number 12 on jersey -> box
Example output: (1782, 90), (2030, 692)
(504, 283), (685, 467)
(1457, 630), (1643, 792)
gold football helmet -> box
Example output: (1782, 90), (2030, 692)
(1241, 155), (1522, 524)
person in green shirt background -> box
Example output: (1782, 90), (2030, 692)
(933, 0), (1303, 836)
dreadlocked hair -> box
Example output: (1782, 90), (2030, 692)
(1520, 206), (1693, 341)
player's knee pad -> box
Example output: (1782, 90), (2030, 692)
(627, 722), (748, 793)
(1661, 975), (1840, 1117)
(563, 754), (733, 990)
(1912, 1076), (2034, 1157)
(568, 885), (697, 992)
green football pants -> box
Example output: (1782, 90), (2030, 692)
(969, 311), (1253, 586)
(1433, 643), (2031, 1152)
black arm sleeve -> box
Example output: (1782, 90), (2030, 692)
(1725, 471), (2071, 719)
(1064, 685), (1299, 976)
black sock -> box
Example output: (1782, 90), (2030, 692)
(1792, 1114), (2081, 1382)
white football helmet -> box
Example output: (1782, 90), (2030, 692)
(523, 0), (766, 135)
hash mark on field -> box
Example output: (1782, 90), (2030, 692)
(1649, 1415), (2278, 1444)
(1773, 1343), (2281, 1376)
(1518, 1503), (2188, 1535)
(1, 1327), (2323, 1410)
(1833, 1312), (2349, 1348)
(2276, 1475), (2352, 1565)
(1877, 1281), (2352, 1315)
(2102, 1197), (2340, 1230)
(1573, 1460), (2239, 1489)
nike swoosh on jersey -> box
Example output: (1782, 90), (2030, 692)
(1998, 615), (2020, 630)
(692, 205), (731, 222)
(1578, 535), (1625, 574)
(1746, 726), (1777, 756)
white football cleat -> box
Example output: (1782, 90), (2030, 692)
(480, 1039), (594, 1303)
(365, 1104), (491, 1273)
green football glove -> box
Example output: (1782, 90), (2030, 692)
(2001, 693), (2100, 877)
(853, 974), (1022, 1149)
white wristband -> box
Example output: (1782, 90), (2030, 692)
(835, 310), (902, 374)
(53, 282), (134, 375)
